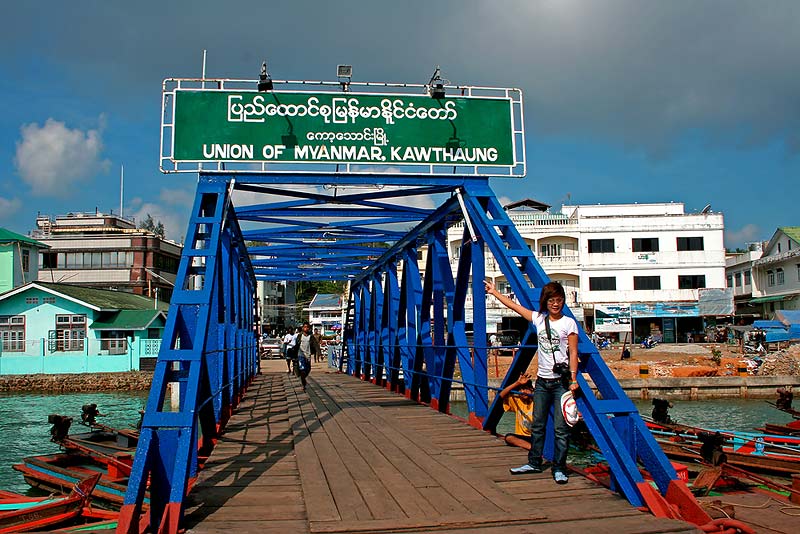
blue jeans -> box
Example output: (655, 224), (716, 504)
(528, 377), (570, 472)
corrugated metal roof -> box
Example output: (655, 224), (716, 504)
(0, 228), (48, 248)
(90, 309), (165, 330)
(33, 282), (168, 311)
(774, 309), (800, 326)
(309, 293), (342, 308)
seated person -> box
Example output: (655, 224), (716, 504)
(499, 372), (534, 450)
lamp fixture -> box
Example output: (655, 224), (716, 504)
(337, 64), (352, 92)
(258, 61), (273, 92)
(428, 65), (446, 99)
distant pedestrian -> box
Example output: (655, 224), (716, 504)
(296, 322), (320, 392)
(283, 328), (297, 374)
(313, 328), (324, 362)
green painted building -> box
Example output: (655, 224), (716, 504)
(0, 282), (166, 374)
(0, 228), (49, 294)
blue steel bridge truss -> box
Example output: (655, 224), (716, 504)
(119, 173), (709, 533)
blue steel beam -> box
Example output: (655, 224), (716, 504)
(118, 176), (258, 533)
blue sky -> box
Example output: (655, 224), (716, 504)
(1, 1), (797, 248)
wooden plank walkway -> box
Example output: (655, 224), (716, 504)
(183, 362), (699, 533)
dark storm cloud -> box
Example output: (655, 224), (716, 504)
(3, 0), (799, 155)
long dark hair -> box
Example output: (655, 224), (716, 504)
(539, 281), (566, 312)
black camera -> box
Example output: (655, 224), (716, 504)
(553, 362), (570, 378)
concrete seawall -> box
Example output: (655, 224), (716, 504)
(0, 371), (153, 392)
(454, 375), (800, 402)
(3, 370), (798, 401)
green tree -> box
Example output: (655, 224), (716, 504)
(139, 214), (165, 238)
(296, 281), (346, 304)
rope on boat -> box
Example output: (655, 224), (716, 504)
(698, 517), (755, 533)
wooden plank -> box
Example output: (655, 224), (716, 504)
(304, 384), (407, 520)
(310, 382), (439, 519)
(288, 385), (343, 523)
(290, 379), (371, 521)
(187, 370), (701, 534)
(328, 378), (531, 516)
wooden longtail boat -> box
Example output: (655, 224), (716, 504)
(12, 452), (148, 509)
(646, 420), (800, 476)
(0, 473), (100, 533)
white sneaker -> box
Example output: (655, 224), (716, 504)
(509, 464), (542, 475)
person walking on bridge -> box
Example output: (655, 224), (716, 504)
(296, 322), (320, 392)
(484, 280), (579, 485)
(282, 328), (296, 374)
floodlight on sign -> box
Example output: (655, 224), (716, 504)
(337, 64), (352, 78)
(337, 64), (352, 91)
(258, 61), (273, 92)
(428, 65), (446, 99)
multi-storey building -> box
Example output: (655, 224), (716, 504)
(257, 280), (285, 336)
(31, 212), (182, 303)
(750, 227), (800, 314)
(306, 293), (345, 336)
(725, 243), (762, 319)
(446, 200), (728, 343)
(0, 228), (48, 293)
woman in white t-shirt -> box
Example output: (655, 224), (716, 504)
(484, 280), (579, 485)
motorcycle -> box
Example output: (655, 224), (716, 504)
(640, 336), (658, 349)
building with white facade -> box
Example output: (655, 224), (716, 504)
(306, 293), (345, 336)
(750, 227), (800, 314)
(725, 243), (762, 319)
(446, 200), (728, 344)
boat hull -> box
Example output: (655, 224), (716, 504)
(0, 473), (100, 533)
(12, 453), (148, 509)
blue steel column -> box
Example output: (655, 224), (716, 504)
(448, 226), (488, 425)
(382, 261), (401, 391)
(468, 228), (489, 423)
(118, 176), (257, 533)
(430, 226), (457, 413)
(417, 244), (435, 404)
(401, 247), (422, 397)
(370, 272), (385, 385)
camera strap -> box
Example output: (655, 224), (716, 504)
(544, 314), (565, 364)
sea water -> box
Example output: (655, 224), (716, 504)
(0, 391), (147, 493)
(452, 397), (796, 436)
(1, 391), (795, 494)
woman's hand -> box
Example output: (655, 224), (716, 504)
(484, 279), (496, 296)
(569, 380), (579, 392)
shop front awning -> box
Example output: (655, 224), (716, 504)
(749, 295), (794, 304)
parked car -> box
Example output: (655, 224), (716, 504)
(260, 337), (282, 359)
(464, 329), (521, 355)
(494, 329), (521, 355)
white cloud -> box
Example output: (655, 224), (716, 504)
(159, 187), (195, 208)
(14, 118), (111, 196)
(119, 187), (196, 242)
(725, 224), (763, 250)
(0, 197), (22, 219)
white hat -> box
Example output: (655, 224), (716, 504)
(561, 391), (581, 427)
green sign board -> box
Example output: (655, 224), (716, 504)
(171, 90), (515, 168)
